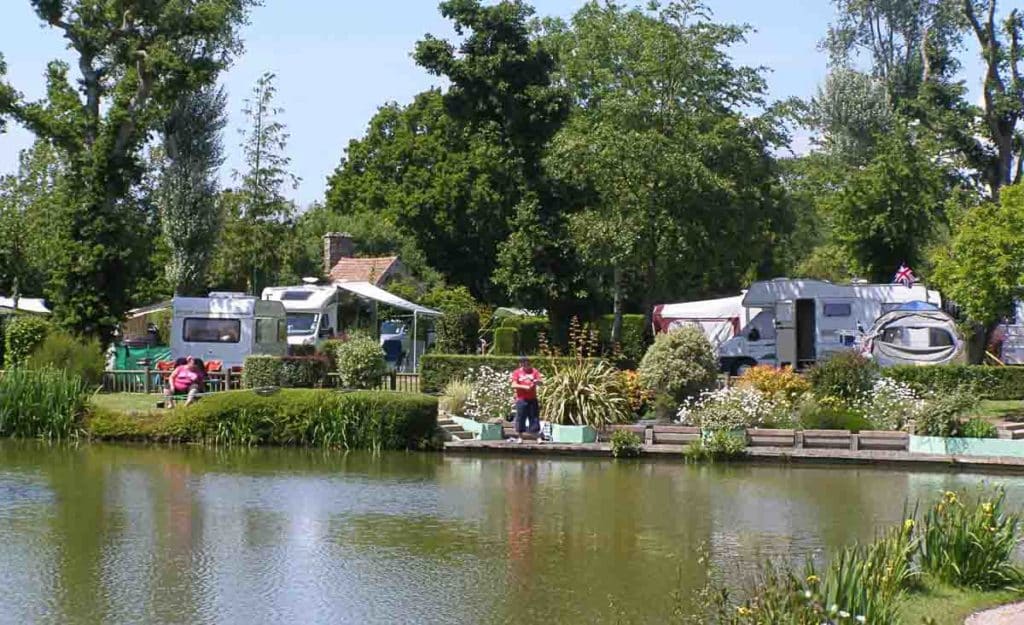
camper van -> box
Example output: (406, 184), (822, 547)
(170, 294), (288, 368)
(262, 284), (341, 349)
(717, 279), (941, 374)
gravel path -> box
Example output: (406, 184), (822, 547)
(965, 602), (1024, 625)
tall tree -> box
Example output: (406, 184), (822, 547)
(211, 72), (297, 294)
(0, 0), (255, 341)
(158, 86), (227, 296)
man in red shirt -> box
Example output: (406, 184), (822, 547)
(509, 356), (543, 443)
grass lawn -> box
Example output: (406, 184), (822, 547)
(90, 392), (161, 415)
(975, 400), (1024, 423)
(901, 582), (1021, 625)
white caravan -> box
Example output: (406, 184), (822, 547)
(262, 284), (341, 349)
(717, 279), (941, 374)
(170, 293), (288, 368)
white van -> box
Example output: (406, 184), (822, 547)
(170, 294), (288, 368)
(262, 284), (341, 349)
(717, 279), (941, 374)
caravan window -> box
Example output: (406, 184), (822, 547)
(255, 317), (282, 344)
(823, 302), (852, 317)
(183, 318), (240, 343)
(286, 313), (317, 336)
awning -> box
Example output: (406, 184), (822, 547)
(334, 281), (442, 316)
(0, 296), (51, 315)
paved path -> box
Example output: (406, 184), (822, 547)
(965, 601), (1024, 624)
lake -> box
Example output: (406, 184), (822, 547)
(1, 441), (1021, 624)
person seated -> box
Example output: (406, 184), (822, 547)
(164, 356), (201, 408)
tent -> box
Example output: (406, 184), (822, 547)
(863, 301), (964, 366)
(652, 295), (748, 347)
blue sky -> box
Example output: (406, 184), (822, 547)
(0, 1), (968, 207)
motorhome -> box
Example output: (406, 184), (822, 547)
(717, 279), (941, 374)
(262, 284), (341, 349)
(170, 293), (287, 368)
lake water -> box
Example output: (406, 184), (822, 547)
(1, 441), (1021, 624)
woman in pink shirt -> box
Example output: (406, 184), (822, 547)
(164, 357), (202, 408)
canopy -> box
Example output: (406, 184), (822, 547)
(334, 281), (441, 316)
(0, 296), (50, 315)
(652, 295), (746, 347)
(865, 306), (963, 366)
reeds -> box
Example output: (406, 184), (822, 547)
(0, 367), (88, 439)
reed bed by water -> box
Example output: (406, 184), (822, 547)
(0, 367), (88, 440)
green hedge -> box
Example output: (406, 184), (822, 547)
(242, 355), (329, 388)
(434, 310), (480, 354)
(4, 315), (53, 368)
(596, 314), (648, 367)
(500, 316), (549, 354)
(420, 353), (594, 393)
(493, 327), (519, 355)
(882, 365), (1024, 400)
(87, 389), (438, 449)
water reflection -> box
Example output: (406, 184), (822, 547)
(1, 441), (1023, 624)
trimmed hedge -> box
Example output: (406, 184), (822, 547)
(420, 353), (595, 393)
(493, 327), (518, 355)
(4, 315), (53, 368)
(86, 389), (438, 450)
(882, 365), (1024, 400)
(434, 310), (480, 354)
(500, 316), (549, 354)
(242, 355), (329, 388)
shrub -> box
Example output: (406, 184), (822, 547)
(807, 351), (878, 401)
(419, 354), (591, 393)
(597, 314), (648, 368)
(678, 387), (793, 431)
(619, 369), (652, 415)
(855, 378), (925, 431)
(3, 315), (53, 368)
(797, 396), (873, 432)
(333, 336), (387, 389)
(610, 429), (643, 458)
(492, 327), (518, 355)
(915, 391), (978, 437)
(242, 355), (284, 388)
(319, 339), (346, 370)
(26, 331), (105, 387)
(439, 378), (472, 416)
(637, 326), (718, 414)
(919, 489), (1023, 589)
(501, 316), (549, 354)
(0, 367), (87, 439)
(87, 389), (438, 450)
(960, 417), (998, 439)
(465, 366), (515, 421)
(883, 365), (1024, 400)
(434, 310), (480, 354)
(683, 430), (747, 463)
(279, 356), (329, 388)
(288, 344), (316, 357)
(736, 365), (810, 407)
(540, 360), (633, 429)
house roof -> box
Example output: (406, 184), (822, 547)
(328, 256), (400, 286)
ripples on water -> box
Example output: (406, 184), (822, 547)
(0, 441), (1021, 624)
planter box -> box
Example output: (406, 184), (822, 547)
(910, 435), (1024, 458)
(451, 415), (504, 441)
(550, 424), (598, 444)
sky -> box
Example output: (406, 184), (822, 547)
(0, 0), (974, 207)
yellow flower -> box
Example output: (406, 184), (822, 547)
(736, 606), (751, 616)
(806, 574), (820, 585)
(982, 502), (994, 515)
(943, 491), (958, 504)
(904, 518), (915, 531)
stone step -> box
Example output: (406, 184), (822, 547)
(450, 430), (474, 440)
(440, 423), (463, 432)
(1000, 422), (1024, 432)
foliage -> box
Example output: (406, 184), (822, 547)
(919, 489), (1023, 590)
(596, 314), (647, 367)
(87, 389), (438, 451)
(797, 396), (874, 432)
(158, 86), (227, 296)
(807, 351), (878, 401)
(279, 356), (329, 389)
(0, 367), (87, 440)
(638, 326), (718, 415)
(419, 354), (590, 393)
(464, 366), (515, 422)
(959, 417), (998, 439)
(242, 355), (284, 389)
(683, 430), (747, 463)
(539, 360), (632, 429)
(610, 430), (643, 458)
(0, 0), (257, 341)
(26, 331), (104, 387)
(492, 327), (518, 355)
(618, 370), (652, 416)
(434, 311), (480, 354)
(331, 336), (387, 390)
(855, 378), (925, 431)
(932, 185), (1024, 326)
(678, 387), (793, 431)
(915, 392), (980, 437)
(500, 316), (549, 355)
(439, 378), (472, 416)
(736, 366), (810, 407)
(883, 364), (1024, 400)
(3, 314), (53, 368)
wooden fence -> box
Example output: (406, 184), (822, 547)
(100, 368), (420, 394)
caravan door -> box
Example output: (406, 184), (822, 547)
(776, 300), (797, 368)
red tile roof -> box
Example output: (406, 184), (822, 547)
(328, 256), (400, 286)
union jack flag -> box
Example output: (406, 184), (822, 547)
(893, 264), (916, 288)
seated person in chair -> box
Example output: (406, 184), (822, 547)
(164, 356), (203, 408)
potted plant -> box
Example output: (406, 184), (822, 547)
(540, 360), (633, 443)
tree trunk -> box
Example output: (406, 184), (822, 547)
(610, 266), (624, 345)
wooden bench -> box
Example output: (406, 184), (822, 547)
(597, 424), (648, 442)
(802, 429), (853, 450)
(746, 428), (796, 448)
(650, 425), (700, 446)
(856, 430), (909, 452)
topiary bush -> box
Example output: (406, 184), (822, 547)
(807, 351), (878, 401)
(333, 335), (387, 389)
(242, 355), (284, 388)
(500, 316), (549, 354)
(27, 331), (105, 386)
(637, 326), (718, 415)
(434, 309), (480, 354)
(492, 327), (519, 355)
(4, 315), (53, 368)
(279, 356), (329, 388)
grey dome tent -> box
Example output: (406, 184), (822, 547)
(863, 301), (964, 366)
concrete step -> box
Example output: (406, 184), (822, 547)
(450, 430), (474, 440)
(440, 423), (463, 432)
(1000, 422), (1024, 432)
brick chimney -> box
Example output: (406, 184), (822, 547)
(323, 232), (355, 277)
